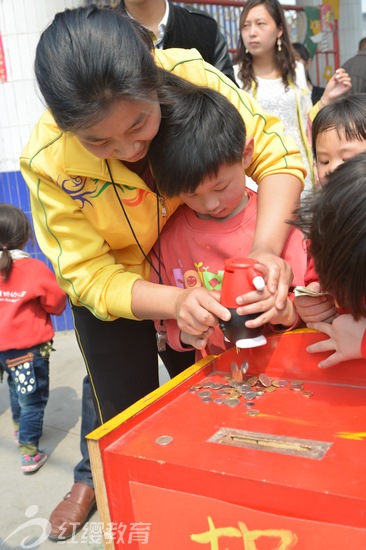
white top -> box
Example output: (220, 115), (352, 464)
(234, 61), (314, 196)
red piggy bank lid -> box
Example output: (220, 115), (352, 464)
(220, 257), (265, 309)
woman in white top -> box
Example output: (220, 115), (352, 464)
(233, 0), (351, 196)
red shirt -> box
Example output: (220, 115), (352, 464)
(0, 258), (66, 351)
(361, 331), (366, 359)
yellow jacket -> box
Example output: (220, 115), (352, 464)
(20, 48), (305, 321)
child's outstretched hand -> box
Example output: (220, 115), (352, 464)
(307, 315), (366, 368)
(294, 282), (337, 324)
(320, 68), (352, 106)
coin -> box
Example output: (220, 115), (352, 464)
(214, 398), (225, 405)
(264, 386), (276, 393)
(246, 409), (260, 416)
(272, 379), (288, 388)
(241, 361), (249, 375)
(247, 376), (259, 386)
(198, 390), (212, 397)
(225, 397), (240, 407)
(155, 435), (174, 445)
(242, 391), (256, 400)
(216, 388), (231, 395)
(259, 373), (272, 387)
(290, 383), (304, 392)
(236, 383), (251, 394)
(243, 401), (256, 407)
(202, 381), (216, 388)
(302, 390), (314, 398)
(201, 396), (212, 403)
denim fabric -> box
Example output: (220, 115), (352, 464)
(0, 345), (49, 448)
(73, 375), (100, 489)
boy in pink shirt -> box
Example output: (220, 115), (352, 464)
(148, 84), (307, 356)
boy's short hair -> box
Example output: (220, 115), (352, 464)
(312, 93), (366, 159)
(149, 82), (246, 197)
(293, 151), (366, 319)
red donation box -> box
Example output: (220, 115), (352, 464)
(87, 330), (366, 549)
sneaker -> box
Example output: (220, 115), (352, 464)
(21, 452), (48, 474)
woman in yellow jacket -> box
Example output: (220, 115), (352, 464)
(20, 6), (305, 424)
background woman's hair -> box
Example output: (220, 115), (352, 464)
(35, 5), (159, 132)
(0, 204), (32, 282)
(234, 0), (296, 91)
(292, 151), (366, 319)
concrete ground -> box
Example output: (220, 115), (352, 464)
(0, 330), (169, 549)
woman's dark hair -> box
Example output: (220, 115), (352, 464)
(35, 5), (159, 132)
(234, 0), (296, 91)
(0, 204), (32, 282)
(292, 151), (366, 319)
(149, 77), (246, 197)
(312, 93), (366, 159)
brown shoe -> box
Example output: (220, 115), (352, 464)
(48, 482), (97, 541)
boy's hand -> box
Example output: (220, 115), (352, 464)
(234, 284), (281, 328)
(180, 328), (213, 350)
(175, 288), (230, 335)
(270, 297), (297, 328)
(294, 282), (337, 323)
(307, 315), (366, 368)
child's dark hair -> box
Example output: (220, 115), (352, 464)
(293, 152), (366, 319)
(0, 204), (32, 282)
(149, 81), (246, 197)
(234, 0), (296, 91)
(312, 93), (366, 159)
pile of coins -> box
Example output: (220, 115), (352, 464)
(188, 371), (314, 417)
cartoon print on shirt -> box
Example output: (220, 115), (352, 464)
(171, 260), (224, 291)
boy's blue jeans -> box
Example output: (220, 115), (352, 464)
(0, 345), (49, 449)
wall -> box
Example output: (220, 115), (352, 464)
(0, 0), (83, 331)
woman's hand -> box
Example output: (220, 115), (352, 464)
(295, 282), (337, 324)
(237, 253), (293, 311)
(307, 315), (366, 368)
(319, 68), (352, 106)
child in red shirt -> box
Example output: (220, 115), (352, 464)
(0, 204), (66, 473)
(294, 152), (366, 367)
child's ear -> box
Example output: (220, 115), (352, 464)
(242, 137), (254, 169)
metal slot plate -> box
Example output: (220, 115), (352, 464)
(208, 428), (332, 460)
